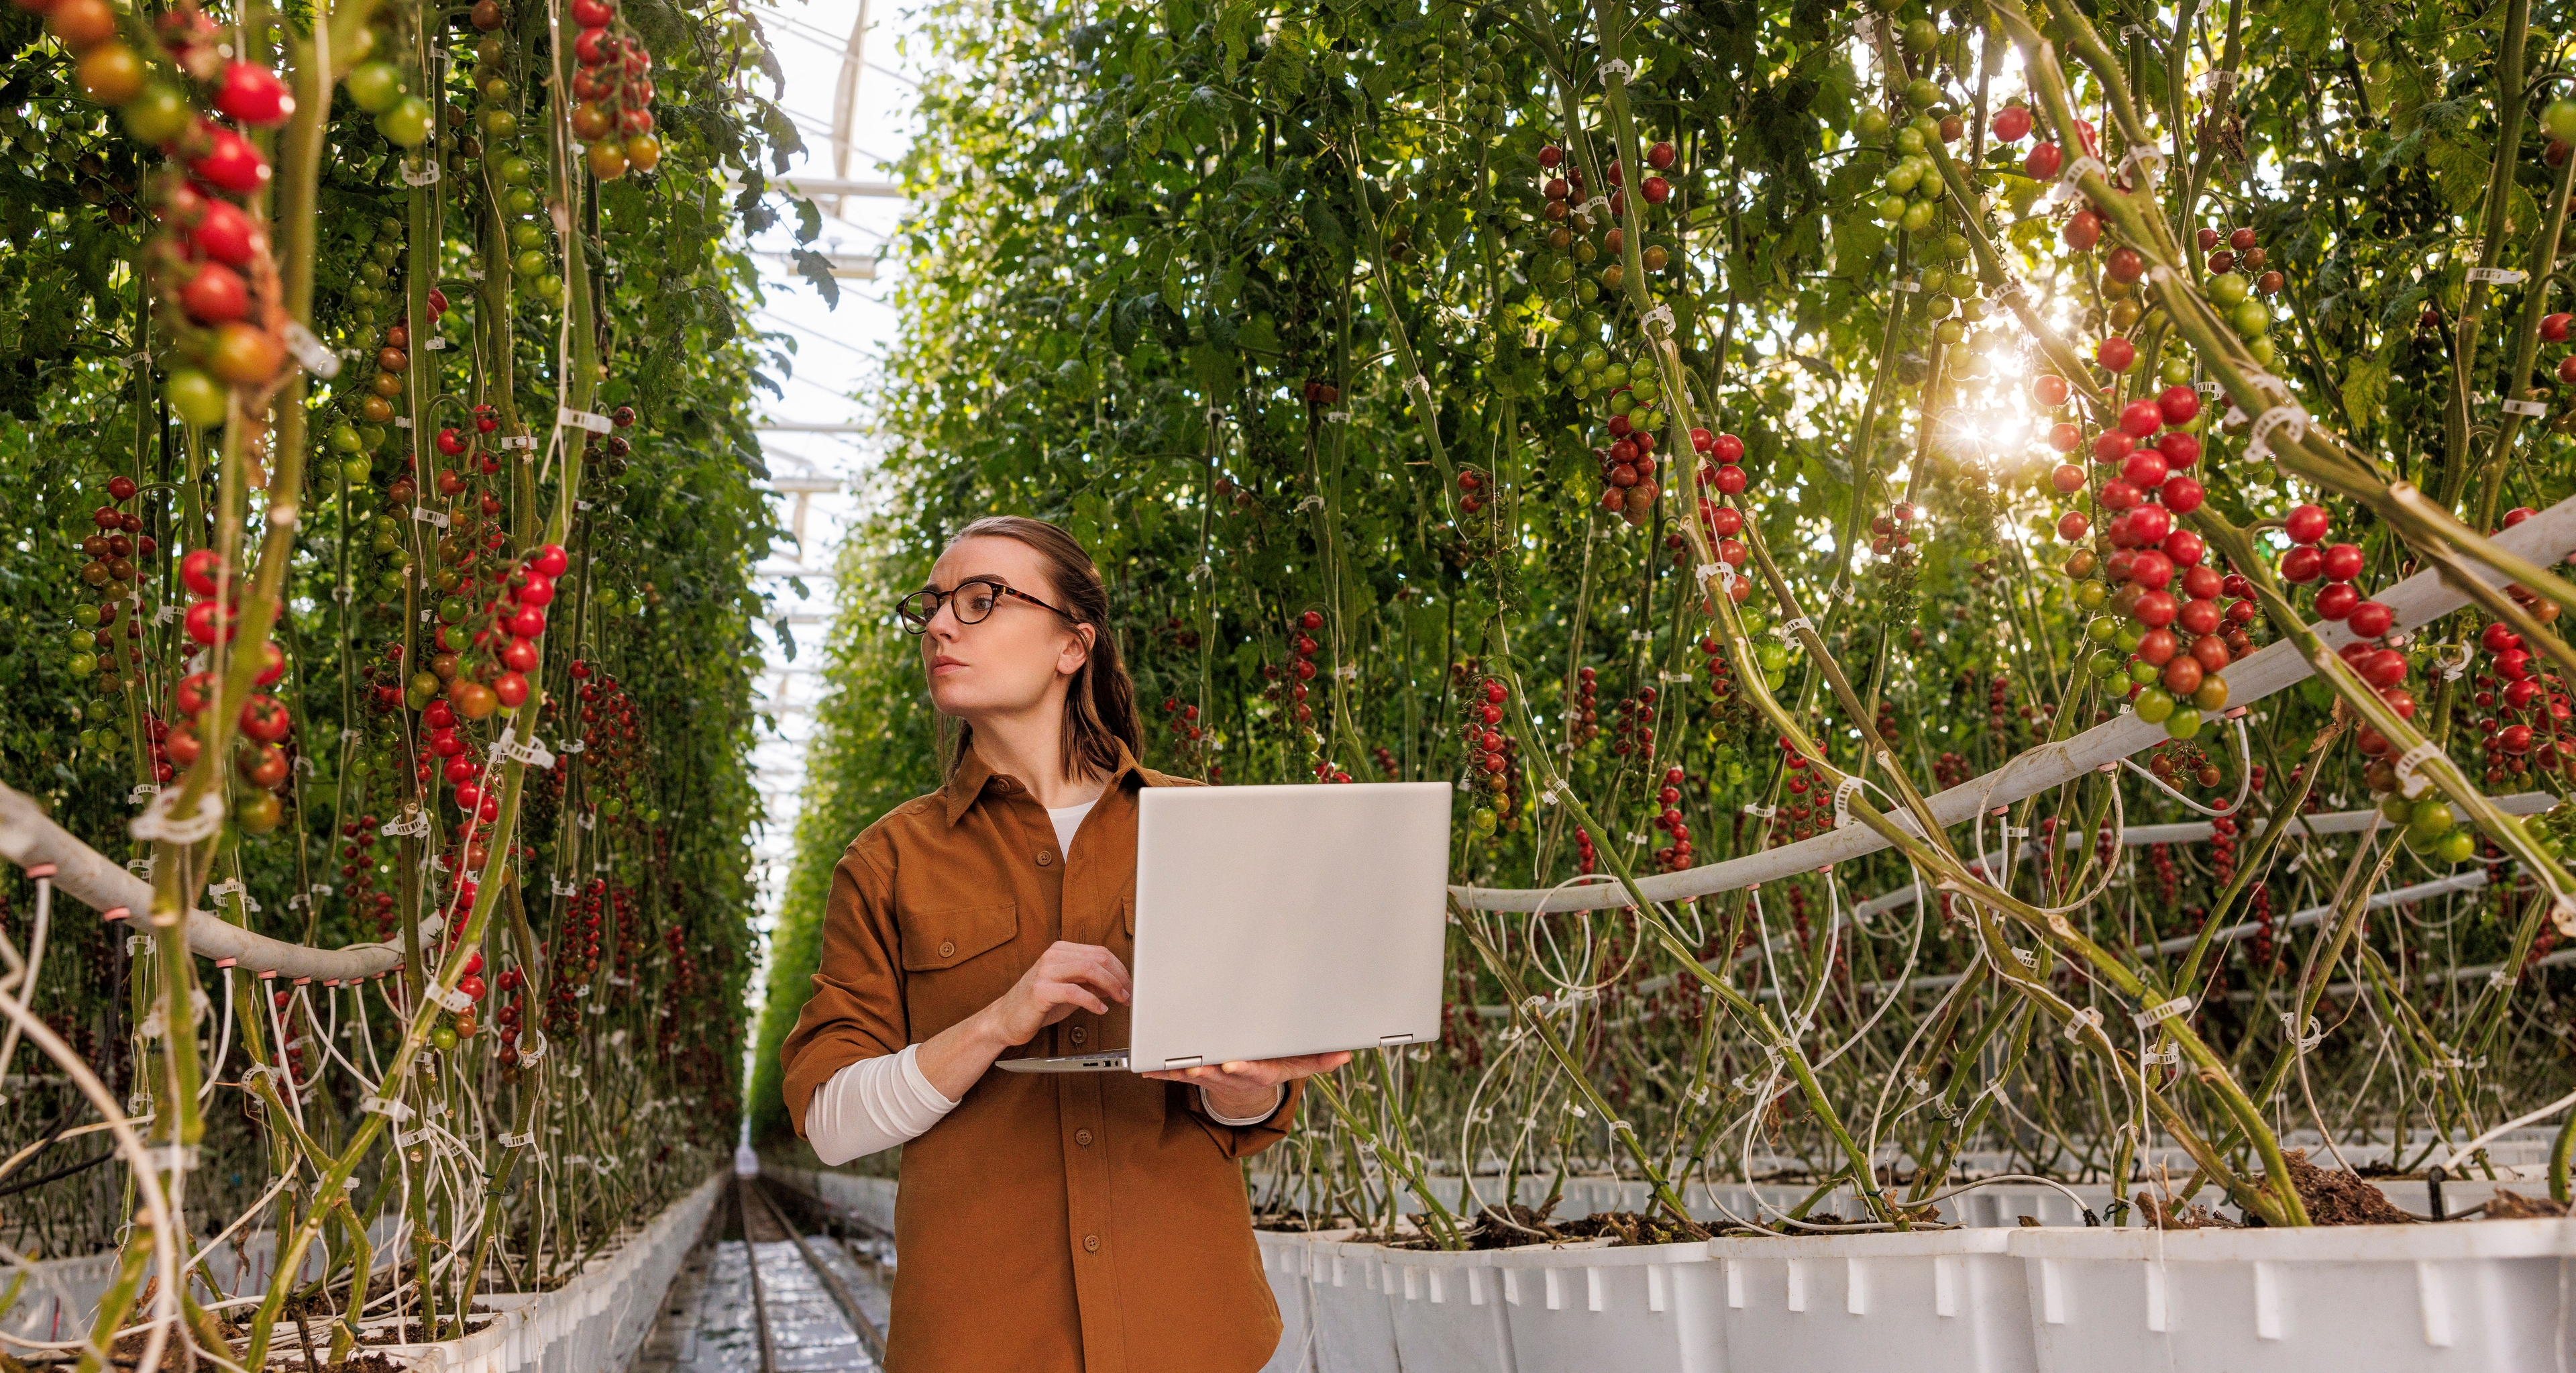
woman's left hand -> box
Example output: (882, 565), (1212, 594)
(1144, 1052), (1353, 1121)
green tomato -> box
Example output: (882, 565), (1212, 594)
(2159, 355), (2194, 386)
(2435, 829), (2478, 864)
(2086, 650), (2122, 680)
(511, 220), (545, 250)
(343, 457), (373, 484)
(1857, 109), (1891, 140)
(1758, 643), (1791, 674)
(1886, 164), (1921, 196)
(513, 248), (548, 278)
(1893, 125), (1926, 156)
(2209, 273), (2251, 307)
(430, 1024), (458, 1052)
(2128, 659), (2161, 686)
(2114, 625), (2142, 653)
(2247, 335), (2278, 368)
(2231, 298), (2271, 338)
(1901, 201), (1937, 234)
(482, 109), (518, 140)
(506, 187), (539, 215)
(2163, 709), (2203, 740)
(2544, 99), (2576, 146)
(2076, 580), (2108, 609)
(165, 368), (228, 428)
(345, 62), (405, 115)
(1609, 389), (1635, 416)
(2086, 617), (2117, 644)
(68, 652), (97, 678)
(437, 596), (469, 623)
(1902, 18), (1939, 54)
(1878, 195), (1909, 224)
(1904, 77), (1940, 111)
(72, 605), (99, 629)
(2406, 800), (2456, 842)
(2379, 794), (2414, 824)
(1550, 352), (1573, 374)
(377, 96), (433, 148)
(329, 421), (364, 453)
(2133, 687), (2176, 724)
(500, 155), (533, 186)
(122, 84), (191, 144)
(359, 423), (387, 449)
(1471, 808), (1497, 835)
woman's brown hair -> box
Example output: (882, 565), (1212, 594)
(936, 515), (1144, 781)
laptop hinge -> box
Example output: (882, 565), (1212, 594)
(1163, 1056), (1204, 1069)
(1379, 1033), (1416, 1046)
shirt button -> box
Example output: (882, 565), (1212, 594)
(1036, 849), (1055, 867)
(1069, 1025), (1087, 1045)
(1075, 1128), (1093, 1146)
(938, 939), (955, 958)
(1083, 1234), (1101, 1254)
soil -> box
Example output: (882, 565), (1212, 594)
(2266, 1150), (2414, 1226)
(2133, 1190), (2241, 1230)
(2482, 1188), (2571, 1220)
(1250, 1209), (1337, 1232)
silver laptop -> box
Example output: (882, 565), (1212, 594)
(996, 781), (1452, 1073)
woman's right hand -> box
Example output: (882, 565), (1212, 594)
(974, 940), (1133, 1048)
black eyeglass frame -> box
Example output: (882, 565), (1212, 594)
(894, 576), (1077, 633)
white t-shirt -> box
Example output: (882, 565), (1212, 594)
(1046, 799), (1095, 856)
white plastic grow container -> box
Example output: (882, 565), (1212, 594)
(1379, 1245), (1516, 1373)
(1713, 1227), (2035, 1373)
(1304, 1238), (1401, 1373)
(1254, 1227), (1352, 1373)
(2010, 1215), (2576, 1373)
(1489, 1237), (1720, 1373)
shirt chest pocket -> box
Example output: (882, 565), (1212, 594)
(898, 899), (1021, 1039)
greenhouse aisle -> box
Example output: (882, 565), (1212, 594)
(631, 1203), (890, 1373)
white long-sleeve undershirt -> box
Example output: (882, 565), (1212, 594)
(803, 797), (1279, 1160)
(806, 1045), (961, 1166)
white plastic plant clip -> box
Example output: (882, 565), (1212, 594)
(284, 323), (342, 379)
(1639, 303), (1675, 337)
(2282, 1013), (2324, 1052)
(557, 407), (614, 434)
(131, 789), (224, 844)
(2064, 1006), (2104, 1041)
(1597, 58), (1633, 83)
(1831, 776), (1862, 829)
(2131, 996), (2192, 1028)
(2244, 404), (2310, 462)
(2392, 739), (2443, 799)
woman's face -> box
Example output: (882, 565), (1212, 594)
(918, 536), (1091, 722)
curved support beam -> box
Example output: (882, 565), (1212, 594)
(0, 782), (429, 982)
(1455, 493), (2576, 912)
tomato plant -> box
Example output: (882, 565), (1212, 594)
(754, 0), (2576, 1238)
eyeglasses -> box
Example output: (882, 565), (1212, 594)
(895, 576), (1076, 633)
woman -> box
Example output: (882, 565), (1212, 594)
(778, 515), (1349, 1372)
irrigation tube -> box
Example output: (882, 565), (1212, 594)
(1452, 491), (2576, 913)
(0, 782), (427, 982)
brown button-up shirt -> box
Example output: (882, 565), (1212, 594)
(780, 740), (1300, 1373)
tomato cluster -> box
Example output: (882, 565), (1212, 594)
(47, 0), (299, 425)
(1649, 764), (1693, 872)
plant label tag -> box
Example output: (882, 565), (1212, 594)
(2503, 398), (2549, 416)
(395, 417), (414, 428)
(558, 407), (614, 434)
(2467, 266), (2527, 285)
(425, 337), (447, 350)
(411, 507), (451, 528)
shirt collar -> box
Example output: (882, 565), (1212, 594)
(941, 735), (1158, 826)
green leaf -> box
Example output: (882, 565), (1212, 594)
(791, 249), (842, 309)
